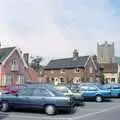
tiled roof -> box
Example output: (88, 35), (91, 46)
(100, 63), (118, 73)
(45, 56), (89, 69)
(0, 47), (15, 63)
(27, 68), (38, 82)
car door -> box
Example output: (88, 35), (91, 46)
(87, 86), (98, 97)
(12, 88), (34, 109)
(30, 88), (52, 109)
(111, 85), (120, 97)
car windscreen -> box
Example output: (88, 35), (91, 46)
(49, 88), (65, 97)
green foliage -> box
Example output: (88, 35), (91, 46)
(30, 56), (43, 72)
(100, 73), (105, 85)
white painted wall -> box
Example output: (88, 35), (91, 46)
(104, 73), (118, 83)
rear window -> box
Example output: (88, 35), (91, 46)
(49, 88), (65, 97)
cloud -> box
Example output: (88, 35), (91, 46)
(0, 0), (120, 64)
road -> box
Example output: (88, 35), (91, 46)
(0, 99), (120, 120)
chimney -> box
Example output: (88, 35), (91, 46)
(73, 49), (79, 59)
(23, 53), (29, 65)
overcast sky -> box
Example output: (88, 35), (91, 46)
(0, 0), (120, 64)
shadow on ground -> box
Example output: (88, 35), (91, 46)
(12, 108), (77, 116)
(0, 114), (8, 120)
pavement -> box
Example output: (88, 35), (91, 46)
(0, 99), (120, 120)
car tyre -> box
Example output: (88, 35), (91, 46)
(95, 95), (102, 102)
(45, 105), (56, 115)
(1, 101), (9, 112)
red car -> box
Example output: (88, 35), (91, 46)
(3, 85), (26, 94)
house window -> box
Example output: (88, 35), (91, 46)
(59, 77), (65, 83)
(16, 75), (24, 84)
(73, 77), (81, 84)
(3, 74), (12, 85)
(89, 67), (93, 73)
(111, 78), (115, 83)
(75, 68), (80, 73)
(51, 70), (54, 74)
(11, 59), (18, 71)
(60, 69), (65, 73)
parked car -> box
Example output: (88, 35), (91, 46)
(103, 84), (120, 97)
(79, 85), (111, 102)
(55, 85), (84, 106)
(0, 84), (76, 115)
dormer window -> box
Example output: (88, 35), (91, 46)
(75, 68), (80, 73)
(60, 69), (65, 73)
(51, 70), (54, 74)
(12, 59), (17, 65)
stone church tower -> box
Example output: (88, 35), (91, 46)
(97, 41), (115, 63)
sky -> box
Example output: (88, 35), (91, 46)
(0, 0), (120, 64)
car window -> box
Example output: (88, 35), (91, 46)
(33, 88), (51, 97)
(113, 86), (120, 89)
(88, 87), (98, 91)
(58, 87), (69, 93)
(80, 86), (88, 91)
(49, 88), (64, 97)
(18, 88), (34, 96)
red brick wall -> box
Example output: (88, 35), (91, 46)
(2, 50), (30, 85)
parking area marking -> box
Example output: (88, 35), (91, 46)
(73, 104), (120, 120)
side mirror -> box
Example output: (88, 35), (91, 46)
(15, 93), (18, 97)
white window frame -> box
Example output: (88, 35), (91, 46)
(3, 74), (12, 86)
(59, 77), (65, 84)
(11, 59), (19, 71)
(16, 75), (24, 84)
(73, 77), (81, 84)
(89, 67), (93, 73)
(50, 70), (54, 74)
(60, 69), (65, 74)
(75, 68), (80, 73)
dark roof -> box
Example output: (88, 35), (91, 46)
(100, 63), (118, 73)
(45, 56), (89, 69)
(0, 47), (15, 63)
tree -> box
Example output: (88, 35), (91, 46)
(30, 56), (43, 73)
(100, 73), (105, 85)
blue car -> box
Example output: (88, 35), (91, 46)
(79, 85), (111, 102)
(103, 84), (120, 97)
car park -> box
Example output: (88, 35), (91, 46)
(103, 84), (120, 97)
(55, 85), (84, 106)
(79, 85), (111, 102)
(0, 84), (76, 115)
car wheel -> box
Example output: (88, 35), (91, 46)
(1, 101), (9, 112)
(45, 105), (56, 115)
(95, 95), (102, 102)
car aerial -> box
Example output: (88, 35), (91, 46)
(55, 85), (84, 106)
(0, 84), (76, 115)
(103, 84), (120, 97)
(79, 85), (111, 102)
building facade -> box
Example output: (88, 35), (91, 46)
(97, 41), (115, 63)
(0, 47), (38, 87)
(100, 63), (119, 83)
(44, 50), (99, 85)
